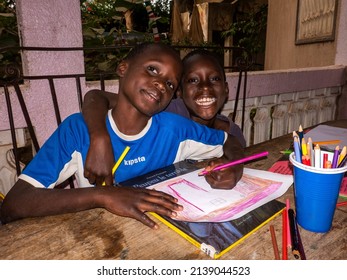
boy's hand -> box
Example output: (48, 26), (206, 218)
(101, 186), (183, 229)
(84, 133), (114, 186)
(203, 158), (243, 190)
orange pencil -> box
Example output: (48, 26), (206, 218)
(313, 140), (341, 146)
(270, 225), (280, 260)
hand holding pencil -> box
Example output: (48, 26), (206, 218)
(199, 152), (269, 177)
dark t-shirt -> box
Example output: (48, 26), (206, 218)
(165, 98), (246, 147)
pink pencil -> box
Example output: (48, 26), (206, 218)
(286, 199), (292, 250)
(198, 151), (269, 176)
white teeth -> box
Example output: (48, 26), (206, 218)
(195, 97), (216, 106)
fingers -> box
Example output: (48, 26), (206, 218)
(105, 187), (184, 229)
(104, 175), (114, 187)
(133, 211), (159, 229)
(84, 170), (96, 185)
(140, 189), (183, 214)
(84, 169), (114, 187)
(205, 170), (238, 189)
(130, 196), (182, 229)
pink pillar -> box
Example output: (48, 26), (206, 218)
(1, 0), (85, 145)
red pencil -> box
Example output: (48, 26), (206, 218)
(323, 153), (328, 168)
(336, 201), (347, 207)
(282, 209), (288, 260)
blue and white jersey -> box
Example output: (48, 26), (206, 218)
(19, 110), (226, 188)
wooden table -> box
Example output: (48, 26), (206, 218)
(0, 120), (346, 260)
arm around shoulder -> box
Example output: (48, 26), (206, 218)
(82, 89), (119, 186)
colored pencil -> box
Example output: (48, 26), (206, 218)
(301, 137), (307, 156)
(337, 153), (347, 168)
(323, 153), (328, 168)
(286, 199), (292, 250)
(307, 137), (314, 167)
(270, 225), (280, 260)
(338, 146), (347, 165)
(282, 209), (288, 260)
(102, 146), (130, 186)
(293, 136), (302, 163)
(298, 125), (304, 144)
(336, 201), (347, 207)
(280, 150), (293, 155)
(331, 146), (340, 168)
(288, 209), (300, 259)
(198, 151), (269, 176)
(314, 144), (321, 168)
(313, 140), (341, 146)
(297, 225), (306, 260)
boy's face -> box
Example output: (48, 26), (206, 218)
(180, 55), (228, 121)
(117, 45), (182, 117)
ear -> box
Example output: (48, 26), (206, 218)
(224, 82), (229, 103)
(175, 86), (183, 98)
(116, 61), (128, 77)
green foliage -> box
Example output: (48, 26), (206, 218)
(0, 0), (20, 67)
(80, 0), (160, 78)
(222, 3), (267, 57)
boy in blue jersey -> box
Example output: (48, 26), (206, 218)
(1, 43), (244, 228)
(82, 49), (246, 186)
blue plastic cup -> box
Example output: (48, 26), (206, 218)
(289, 153), (347, 233)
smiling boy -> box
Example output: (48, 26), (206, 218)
(1, 43), (243, 228)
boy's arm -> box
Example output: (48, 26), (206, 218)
(204, 134), (244, 190)
(82, 89), (118, 186)
(0, 179), (183, 228)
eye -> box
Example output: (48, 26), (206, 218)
(187, 77), (198, 84)
(147, 65), (158, 74)
(166, 81), (175, 90)
(210, 76), (222, 82)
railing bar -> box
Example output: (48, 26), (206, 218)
(241, 71), (248, 132)
(48, 79), (62, 125)
(3, 85), (21, 176)
(100, 74), (105, 91)
(75, 76), (83, 112)
(232, 70), (243, 122)
(13, 83), (40, 153)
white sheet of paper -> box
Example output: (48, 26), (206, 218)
(148, 168), (293, 222)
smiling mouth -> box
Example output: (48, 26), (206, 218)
(195, 96), (216, 106)
(143, 89), (161, 103)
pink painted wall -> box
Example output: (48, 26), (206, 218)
(226, 66), (346, 101)
(0, 0), (346, 147)
(335, 0), (347, 120)
(0, 0), (86, 145)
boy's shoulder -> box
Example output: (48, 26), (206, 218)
(164, 98), (190, 119)
(155, 111), (224, 135)
(61, 112), (85, 124)
(57, 112), (87, 132)
(155, 110), (193, 124)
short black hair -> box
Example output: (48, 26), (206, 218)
(125, 42), (181, 62)
(182, 49), (226, 80)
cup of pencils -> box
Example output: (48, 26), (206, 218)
(289, 149), (347, 233)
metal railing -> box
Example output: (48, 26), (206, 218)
(0, 44), (252, 180)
